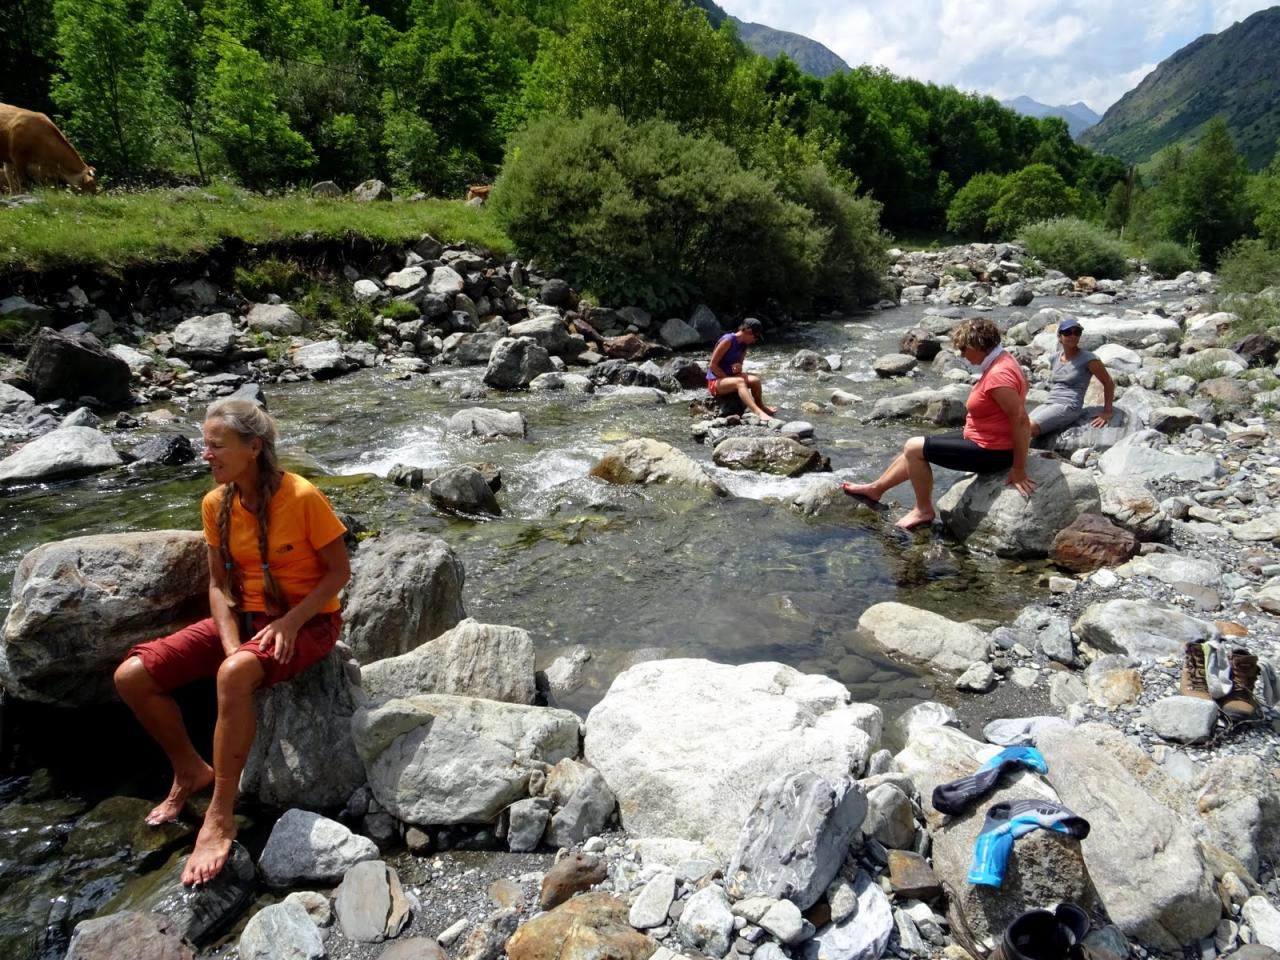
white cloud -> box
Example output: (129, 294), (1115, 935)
(718, 0), (1276, 113)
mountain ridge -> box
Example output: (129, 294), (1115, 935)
(1080, 6), (1280, 169)
(687, 0), (849, 78)
(1001, 96), (1101, 138)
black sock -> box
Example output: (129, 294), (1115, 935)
(932, 746), (1049, 816)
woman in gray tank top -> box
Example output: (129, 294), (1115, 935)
(1029, 319), (1115, 437)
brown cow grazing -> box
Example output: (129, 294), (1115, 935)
(465, 184), (491, 203)
(0, 104), (97, 194)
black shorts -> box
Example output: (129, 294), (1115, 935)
(922, 431), (1013, 474)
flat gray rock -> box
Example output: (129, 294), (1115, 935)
(0, 426), (122, 484)
(1073, 600), (1217, 661)
(857, 603), (988, 674)
(1147, 696), (1219, 743)
(335, 860), (412, 943)
(677, 884), (734, 957)
(445, 407), (527, 440)
(362, 618), (535, 705)
(802, 871), (892, 960)
(239, 898), (326, 960)
(629, 871), (675, 928)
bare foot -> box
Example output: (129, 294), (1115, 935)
(895, 508), (936, 530)
(841, 482), (881, 502)
(182, 814), (236, 886)
(146, 762), (214, 826)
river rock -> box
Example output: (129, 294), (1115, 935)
(508, 892), (653, 960)
(1195, 754), (1280, 876)
(102, 842), (256, 948)
(445, 407), (528, 440)
(712, 436), (824, 476)
(239, 649), (366, 809)
(246, 304), (304, 335)
(1049, 513), (1138, 572)
(0, 531), (206, 704)
(868, 385), (969, 421)
(1147, 696), (1219, 743)
(353, 179), (392, 201)
(173, 313), (238, 360)
(0, 425), (123, 484)
(584, 659), (879, 859)
(130, 434), (196, 467)
(937, 456), (1099, 558)
(998, 281), (1034, 306)
(862, 782), (915, 849)
(873, 353), (917, 377)
(1032, 314), (1181, 350)
(485, 337), (553, 389)
(259, 809), (379, 887)
(629, 872), (676, 928)
(293, 339), (355, 379)
(444, 332), (503, 366)
(1097, 475), (1171, 540)
(590, 438), (725, 494)
(856, 603), (988, 674)
(982, 716), (1072, 747)
(429, 465), (501, 515)
(1150, 406), (1200, 433)
(238, 898), (325, 960)
(658, 317), (701, 349)
(791, 477), (885, 522)
(1038, 723), (1220, 951)
(363, 618), (535, 705)
(899, 329), (941, 361)
(726, 772), (867, 910)
(895, 724), (1091, 945)
(66, 912), (195, 960)
(887, 850), (940, 900)
(1121, 552), (1221, 588)
(1073, 600), (1217, 660)
(508, 317), (581, 357)
(335, 860), (412, 943)
(1243, 898), (1280, 950)
(25, 327), (132, 405)
(1227, 514), (1280, 543)
(678, 884), (734, 957)
(1098, 431), (1222, 482)
(341, 533), (466, 664)
(802, 870), (893, 960)
(352, 694), (580, 825)
(544, 760), (617, 848)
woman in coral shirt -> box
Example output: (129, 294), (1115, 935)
(843, 316), (1035, 529)
(114, 398), (350, 886)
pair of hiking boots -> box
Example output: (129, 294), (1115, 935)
(1179, 642), (1261, 721)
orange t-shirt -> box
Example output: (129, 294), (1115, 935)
(963, 351), (1028, 449)
(202, 472), (347, 614)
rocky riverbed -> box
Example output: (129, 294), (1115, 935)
(1, 239), (1279, 960)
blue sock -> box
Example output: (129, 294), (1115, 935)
(931, 746), (1049, 816)
(968, 798), (1090, 887)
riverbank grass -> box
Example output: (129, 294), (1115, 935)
(0, 183), (511, 273)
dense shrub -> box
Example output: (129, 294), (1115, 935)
(1019, 217), (1128, 279)
(785, 164), (889, 309)
(492, 110), (885, 313)
(946, 172), (1004, 238)
(1216, 238), (1280, 294)
(1144, 240), (1199, 278)
(986, 164), (1074, 235)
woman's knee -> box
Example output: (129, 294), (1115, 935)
(216, 652), (265, 698)
(904, 436), (926, 457)
(114, 656), (156, 698)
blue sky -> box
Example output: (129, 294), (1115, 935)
(716, 0), (1278, 113)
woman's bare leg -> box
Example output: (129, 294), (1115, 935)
(714, 376), (774, 420)
(746, 375), (776, 416)
(896, 436), (936, 529)
(182, 651), (265, 886)
(842, 436), (922, 502)
(114, 657), (214, 825)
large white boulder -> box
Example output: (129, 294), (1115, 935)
(937, 456), (1099, 558)
(590, 438), (726, 494)
(856, 603), (989, 674)
(584, 659), (882, 861)
(361, 619), (536, 705)
(1098, 431), (1222, 483)
(352, 694), (580, 825)
(1031, 313), (1180, 351)
(1073, 600), (1218, 660)
(1, 531), (206, 705)
(0, 426), (122, 484)
(1038, 723), (1220, 951)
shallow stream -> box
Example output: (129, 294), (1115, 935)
(0, 299), (1061, 957)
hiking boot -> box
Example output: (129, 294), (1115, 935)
(992, 903), (1091, 960)
(1179, 642), (1213, 701)
(1220, 647), (1260, 721)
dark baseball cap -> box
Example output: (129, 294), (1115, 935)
(742, 317), (764, 340)
(1058, 318), (1084, 334)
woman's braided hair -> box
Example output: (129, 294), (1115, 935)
(207, 398), (288, 617)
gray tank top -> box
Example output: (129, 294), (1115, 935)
(1046, 350), (1097, 408)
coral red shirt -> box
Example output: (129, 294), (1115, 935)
(202, 472), (347, 613)
(963, 351), (1027, 449)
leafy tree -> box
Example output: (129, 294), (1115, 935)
(987, 163), (1074, 235)
(1, 0), (57, 114)
(946, 172), (1004, 237)
(524, 0), (736, 131)
(1246, 144), (1280, 249)
(143, 0), (209, 179)
(206, 40), (314, 186)
(1176, 118), (1253, 265)
(51, 0), (155, 175)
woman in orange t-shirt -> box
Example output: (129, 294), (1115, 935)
(843, 317), (1035, 529)
(114, 398), (350, 887)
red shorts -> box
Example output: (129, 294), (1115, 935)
(126, 611), (342, 692)
(708, 380), (720, 397)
